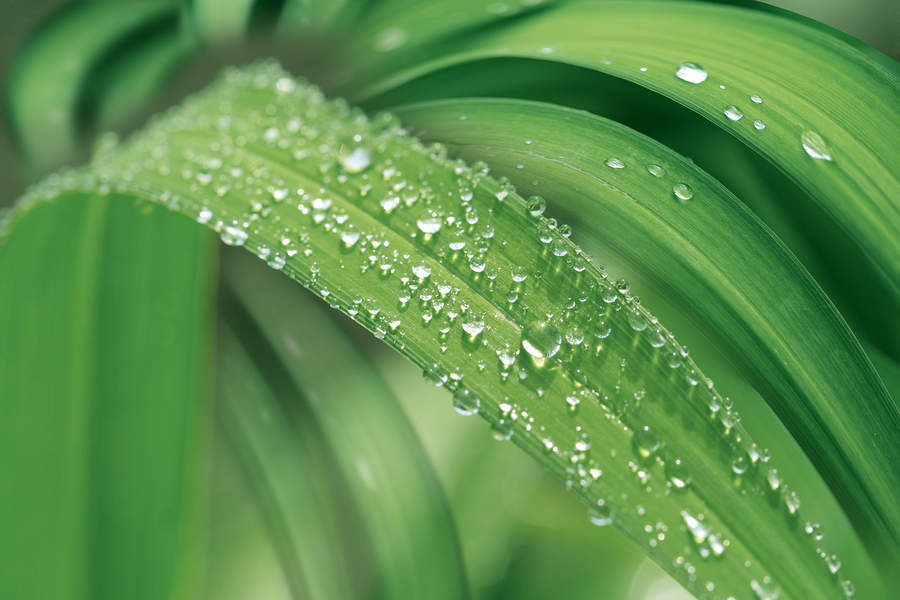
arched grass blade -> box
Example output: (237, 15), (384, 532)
(392, 96), (900, 582)
(0, 192), (216, 600)
(222, 247), (469, 600)
(215, 320), (358, 600)
(2, 61), (863, 600)
(342, 0), (900, 309)
(6, 1), (181, 173)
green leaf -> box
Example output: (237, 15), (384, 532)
(0, 192), (216, 600)
(391, 96), (900, 585)
(3, 61), (862, 600)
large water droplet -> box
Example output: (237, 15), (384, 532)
(605, 157), (625, 169)
(646, 164), (666, 177)
(675, 62), (708, 83)
(521, 321), (562, 362)
(453, 389), (480, 416)
(801, 130), (833, 161)
(412, 261), (432, 279)
(665, 459), (692, 489)
(462, 315), (485, 336)
(633, 427), (660, 458)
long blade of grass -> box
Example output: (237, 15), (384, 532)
(341, 0), (900, 310)
(6, 1), (181, 173)
(2, 61), (863, 600)
(215, 318), (358, 600)
(0, 192), (216, 600)
(391, 96), (900, 582)
(222, 246), (469, 600)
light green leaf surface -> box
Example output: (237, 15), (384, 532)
(392, 96), (900, 582)
(0, 192), (216, 600)
(2, 62), (860, 600)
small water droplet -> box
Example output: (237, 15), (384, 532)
(342, 229), (360, 246)
(491, 421), (513, 441)
(633, 427), (660, 458)
(754, 119), (766, 130)
(527, 195), (547, 217)
(750, 577), (781, 600)
(588, 503), (614, 526)
(521, 321), (562, 363)
(267, 253), (286, 270)
(751, 94), (763, 103)
(676, 62), (708, 84)
(197, 207), (213, 224)
(221, 226), (248, 246)
(462, 315), (485, 337)
(412, 261), (432, 279)
(339, 147), (372, 173)
(666, 459), (692, 489)
(673, 183), (693, 201)
(453, 389), (480, 416)
(647, 164), (666, 177)
(605, 157), (626, 169)
(724, 105), (744, 121)
(801, 130), (833, 161)
(842, 580), (855, 597)
(766, 468), (783, 490)
(826, 554), (842, 574)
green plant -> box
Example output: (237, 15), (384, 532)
(2, 1), (899, 600)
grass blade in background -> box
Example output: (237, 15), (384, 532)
(215, 320), (357, 600)
(6, 1), (181, 173)
(392, 96), (899, 587)
(0, 192), (216, 600)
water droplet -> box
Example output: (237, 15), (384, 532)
(453, 389), (480, 416)
(784, 488), (801, 513)
(521, 321), (562, 363)
(412, 261), (432, 279)
(676, 63), (708, 84)
(754, 120), (766, 130)
(267, 253), (286, 270)
(462, 315), (485, 336)
(801, 130), (833, 161)
(588, 503), (614, 526)
(417, 210), (442, 234)
(221, 226), (248, 246)
(673, 183), (693, 201)
(197, 207), (213, 224)
(766, 468), (783, 490)
(605, 157), (626, 169)
(342, 229), (360, 246)
(633, 427), (660, 458)
(527, 195), (547, 217)
(842, 580), (855, 597)
(647, 164), (666, 177)
(339, 147), (372, 173)
(681, 510), (711, 543)
(492, 421), (513, 441)
(732, 456), (748, 474)
(665, 459), (692, 488)
(826, 554), (841, 574)
(565, 325), (585, 345)
(724, 105), (744, 121)
(751, 94), (763, 103)
(750, 577), (781, 600)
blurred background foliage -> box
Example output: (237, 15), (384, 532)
(1, 2), (898, 600)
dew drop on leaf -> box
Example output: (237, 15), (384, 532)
(724, 105), (743, 121)
(220, 226), (248, 246)
(605, 157), (626, 169)
(526, 195), (547, 217)
(646, 164), (666, 177)
(521, 321), (562, 362)
(675, 62), (708, 83)
(801, 130), (833, 161)
(750, 577), (781, 600)
(673, 183), (694, 201)
(339, 147), (372, 173)
(754, 120), (766, 130)
(588, 503), (614, 526)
